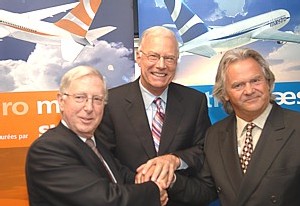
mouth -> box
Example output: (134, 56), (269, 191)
(152, 72), (167, 77)
(244, 96), (259, 102)
(80, 117), (94, 124)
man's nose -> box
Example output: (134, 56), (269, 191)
(157, 56), (167, 68)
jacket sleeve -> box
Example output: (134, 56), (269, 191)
(26, 132), (160, 206)
(168, 160), (218, 205)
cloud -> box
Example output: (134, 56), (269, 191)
(0, 61), (17, 91)
(267, 42), (300, 82)
(154, 0), (166, 8)
(207, 0), (247, 21)
(0, 41), (134, 92)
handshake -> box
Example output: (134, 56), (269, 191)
(135, 154), (180, 206)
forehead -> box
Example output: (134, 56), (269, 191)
(68, 75), (104, 91)
(143, 35), (178, 54)
(226, 58), (263, 80)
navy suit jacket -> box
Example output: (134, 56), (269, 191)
(96, 79), (211, 206)
(171, 103), (300, 206)
(26, 122), (160, 206)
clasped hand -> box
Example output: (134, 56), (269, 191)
(135, 154), (180, 206)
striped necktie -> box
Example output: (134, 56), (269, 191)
(152, 97), (165, 153)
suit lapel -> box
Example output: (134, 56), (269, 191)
(124, 80), (157, 158)
(236, 104), (294, 205)
(219, 117), (243, 195)
(79, 137), (118, 182)
(158, 84), (184, 154)
(95, 139), (123, 183)
(58, 123), (119, 182)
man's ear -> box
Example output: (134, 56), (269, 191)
(57, 93), (65, 112)
(136, 50), (141, 66)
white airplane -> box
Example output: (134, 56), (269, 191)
(0, 0), (116, 61)
(163, 0), (300, 57)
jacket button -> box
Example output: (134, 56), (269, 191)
(270, 195), (277, 204)
(216, 187), (222, 193)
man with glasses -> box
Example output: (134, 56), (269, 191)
(96, 26), (211, 206)
(26, 65), (168, 206)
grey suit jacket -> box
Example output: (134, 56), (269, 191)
(96, 79), (211, 206)
(171, 103), (300, 206)
(26, 122), (160, 206)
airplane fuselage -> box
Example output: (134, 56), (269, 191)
(180, 9), (290, 53)
(0, 0), (116, 62)
(0, 10), (72, 45)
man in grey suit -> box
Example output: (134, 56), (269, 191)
(170, 48), (300, 206)
(26, 66), (167, 206)
(96, 26), (211, 206)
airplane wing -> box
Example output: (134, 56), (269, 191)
(21, 2), (79, 20)
(180, 44), (217, 58)
(61, 37), (85, 62)
(86, 26), (117, 43)
(0, 26), (10, 38)
(60, 26), (117, 62)
(252, 28), (300, 43)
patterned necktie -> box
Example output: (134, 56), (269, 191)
(85, 138), (117, 183)
(152, 97), (165, 153)
(240, 123), (255, 174)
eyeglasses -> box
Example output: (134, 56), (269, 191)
(63, 93), (105, 105)
(139, 50), (177, 65)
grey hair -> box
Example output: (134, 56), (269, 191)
(59, 65), (108, 103)
(138, 26), (179, 56)
(213, 48), (275, 114)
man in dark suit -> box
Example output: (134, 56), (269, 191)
(169, 48), (300, 206)
(26, 66), (167, 206)
(96, 26), (211, 206)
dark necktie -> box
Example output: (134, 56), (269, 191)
(152, 97), (165, 153)
(240, 123), (255, 174)
(85, 138), (117, 183)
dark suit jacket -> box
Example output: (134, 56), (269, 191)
(96, 79), (211, 206)
(26, 122), (160, 206)
(171, 103), (300, 206)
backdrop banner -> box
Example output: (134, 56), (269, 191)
(137, 0), (300, 205)
(0, 0), (135, 205)
(137, 0), (300, 124)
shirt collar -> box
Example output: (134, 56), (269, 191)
(236, 103), (273, 136)
(61, 119), (95, 143)
(139, 79), (168, 109)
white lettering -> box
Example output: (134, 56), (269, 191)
(205, 91), (220, 108)
(273, 91), (300, 105)
(38, 124), (56, 136)
(37, 100), (59, 114)
(2, 101), (29, 116)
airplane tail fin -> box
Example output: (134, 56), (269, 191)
(164, 0), (210, 43)
(55, 0), (102, 38)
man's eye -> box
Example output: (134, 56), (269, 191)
(75, 95), (86, 100)
(252, 78), (262, 84)
(148, 54), (159, 60)
(165, 57), (176, 63)
(93, 96), (103, 101)
(233, 83), (243, 89)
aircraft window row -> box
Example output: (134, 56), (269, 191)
(0, 20), (37, 33)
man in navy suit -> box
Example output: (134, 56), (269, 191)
(26, 66), (167, 206)
(96, 26), (211, 206)
(170, 48), (300, 206)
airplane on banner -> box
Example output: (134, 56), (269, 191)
(163, 0), (300, 57)
(0, 0), (116, 61)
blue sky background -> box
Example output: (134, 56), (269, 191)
(138, 0), (300, 86)
(0, 0), (135, 92)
